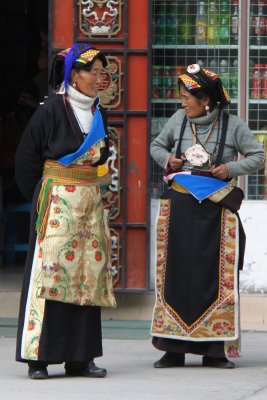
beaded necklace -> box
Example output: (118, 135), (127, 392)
(194, 121), (213, 135)
(186, 114), (221, 167)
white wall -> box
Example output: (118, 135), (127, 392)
(239, 201), (267, 293)
(150, 199), (267, 293)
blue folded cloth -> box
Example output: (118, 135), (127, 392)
(173, 174), (229, 201)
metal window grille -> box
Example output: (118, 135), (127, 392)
(150, 0), (267, 200)
(246, 0), (267, 199)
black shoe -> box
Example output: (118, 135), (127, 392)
(202, 356), (235, 369)
(153, 352), (185, 368)
(65, 361), (107, 378)
(28, 366), (48, 379)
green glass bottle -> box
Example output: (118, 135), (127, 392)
(219, 1), (230, 45)
(219, 59), (230, 93)
(195, 1), (207, 45)
(165, 2), (177, 45)
(179, 3), (193, 44)
(155, 4), (166, 45)
(230, 59), (238, 98)
(207, 1), (219, 45)
(231, 0), (239, 45)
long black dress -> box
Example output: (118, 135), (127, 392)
(15, 94), (110, 364)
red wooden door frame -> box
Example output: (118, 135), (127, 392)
(49, 0), (150, 291)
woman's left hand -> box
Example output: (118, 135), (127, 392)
(210, 164), (229, 180)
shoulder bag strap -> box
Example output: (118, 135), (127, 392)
(175, 114), (187, 159)
(215, 112), (229, 167)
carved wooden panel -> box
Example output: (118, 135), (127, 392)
(100, 126), (121, 285)
(99, 56), (122, 109)
(101, 126), (121, 220)
(110, 228), (121, 286)
(78, 0), (122, 37)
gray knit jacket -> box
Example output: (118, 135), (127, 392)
(150, 108), (265, 178)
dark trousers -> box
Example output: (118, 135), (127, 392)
(28, 360), (93, 369)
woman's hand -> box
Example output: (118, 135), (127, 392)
(210, 164), (229, 180)
(168, 154), (186, 171)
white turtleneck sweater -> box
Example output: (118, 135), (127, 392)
(66, 85), (96, 134)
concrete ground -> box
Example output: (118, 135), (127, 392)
(1, 268), (267, 399)
(1, 332), (267, 400)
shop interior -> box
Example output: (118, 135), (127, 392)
(0, 0), (48, 274)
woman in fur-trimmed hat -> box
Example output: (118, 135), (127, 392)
(15, 43), (116, 379)
(150, 63), (264, 369)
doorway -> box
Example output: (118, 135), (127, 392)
(0, 0), (48, 277)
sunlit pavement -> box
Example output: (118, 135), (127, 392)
(1, 332), (267, 400)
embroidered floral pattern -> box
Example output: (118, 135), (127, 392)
(38, 247), (42, 258)
(213, 321), (233, 335)
(95, 250), (102, 261)
(92, 239), (98, 248)
(49, 219), (60, 228)
(28, 320), (36, 331)
(226, 344), (240, 358)
(226, 251), (236, 265)
(51, 194), (60, 203)
(54, 275), (61, 283)
(39, 176), (116, 307)
(22, 142), (116, 362)
(49, 288), (58, 297)
(65, 185), (76, 192)
(228, 227), (236, 238)
(71, 240), (78, 248)
(22, 251), (46, 360)
(77, 140), (104, 166)
(151, 203), (239, 351)
(81, 160), (93, 166)
(65, 250), (75, 261)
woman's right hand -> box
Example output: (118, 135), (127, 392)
(168, 154), (185, 171)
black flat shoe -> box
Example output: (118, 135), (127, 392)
(202, 356), (235, 369)
(65, 361), (107, 378)
(28, 366), (48, 379)
(153, 352), (185, 368)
